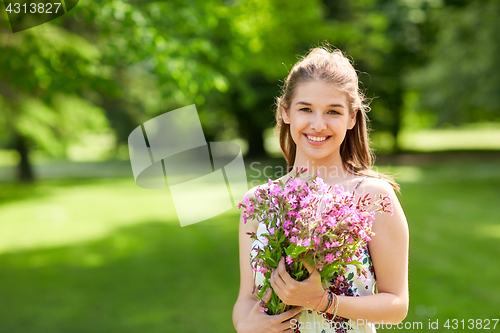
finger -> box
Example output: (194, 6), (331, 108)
(277, 306), (303, 321)
(302, 261), (320, 279)
(280, 320), (298, 332)
(278, 311), (302, 331)
(301, 260), (314, 274)
(260, 287), (273, 306)
(269, 273), (285, 299)
(273, 263), (287, 286)
(278, 257), (297, 285)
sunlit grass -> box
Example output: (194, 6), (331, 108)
(0, 179), (179, 253)
(398, 123), (500, 152)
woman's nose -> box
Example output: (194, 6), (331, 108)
(310, 112), (327, 131)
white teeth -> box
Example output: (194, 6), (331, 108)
(307, 135), (328, 142)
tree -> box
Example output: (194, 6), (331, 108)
(0, 0), (242, 181)
(0, 23), (115, 181)
(406, 0), (500, 125)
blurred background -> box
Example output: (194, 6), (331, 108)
(0, 0), (499, 332)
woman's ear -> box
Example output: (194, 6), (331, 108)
(348, 109), (358, 130)
(282, 108), (290, 124)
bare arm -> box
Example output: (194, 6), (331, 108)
(232, 193), (260, 329)
(232, 188), (302, 333)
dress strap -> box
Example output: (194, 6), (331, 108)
(353, 176), (369, 193)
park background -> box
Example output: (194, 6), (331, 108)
(0, 0), (499, 332)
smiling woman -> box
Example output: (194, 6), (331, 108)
(233, 43), (409, 333)
(282, 81), (354, 164)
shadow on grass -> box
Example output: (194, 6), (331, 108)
(0, 216), (240, 333)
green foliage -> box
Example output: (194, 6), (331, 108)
(406, 0), (500, 124)
(2, 0), (499, 181)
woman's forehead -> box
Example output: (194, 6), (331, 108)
(292, 81), (348, 107)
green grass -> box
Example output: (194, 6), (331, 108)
(0, 155), (499, 332)
(0, 177), (240, 332)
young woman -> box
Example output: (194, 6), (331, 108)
(232, 44), (409, 333)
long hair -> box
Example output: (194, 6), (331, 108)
(274, 42), (400, 191)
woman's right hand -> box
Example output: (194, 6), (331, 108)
(236, 288), (304, 333)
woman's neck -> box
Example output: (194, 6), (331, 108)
(291, 153), (356, 185)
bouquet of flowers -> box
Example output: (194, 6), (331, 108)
(238, 167), (393, 315)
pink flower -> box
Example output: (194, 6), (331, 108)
(260, 307), (268, 313)
(325, 253), (335, 264)
(270, 185), (282, 196)
(302, 238), (311, 247)
(286, 255), (293, 265)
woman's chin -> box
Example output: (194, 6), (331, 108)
(301, 151), (335, 162)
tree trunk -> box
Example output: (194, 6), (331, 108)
(245, 125), (266, 158)
(390, 91), (403, 154)
(15, 133), (35, 182)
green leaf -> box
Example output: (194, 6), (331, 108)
(320, 263), (340, 280)
(278, 233), (286, 243)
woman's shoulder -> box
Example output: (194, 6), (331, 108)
(357, 175), (398, 197)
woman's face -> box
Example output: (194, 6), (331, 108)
(282, 80), (357, 163)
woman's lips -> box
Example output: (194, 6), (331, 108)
(304, 134), (331, 146)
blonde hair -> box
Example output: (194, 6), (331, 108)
(274, 42), (399, 191)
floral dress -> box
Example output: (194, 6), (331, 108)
(249, 177), (377, 333)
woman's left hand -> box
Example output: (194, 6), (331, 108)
(269, 257), (325, 309)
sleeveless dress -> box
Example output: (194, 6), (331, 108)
(249, 177), (377, 333)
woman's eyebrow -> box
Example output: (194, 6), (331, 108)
(296, 101), (345, 108)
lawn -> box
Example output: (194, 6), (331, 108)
(0, 153), (499, 332)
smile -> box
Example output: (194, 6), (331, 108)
(304, 134), (331, 144)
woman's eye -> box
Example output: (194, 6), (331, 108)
(298, 108), (340, 114)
